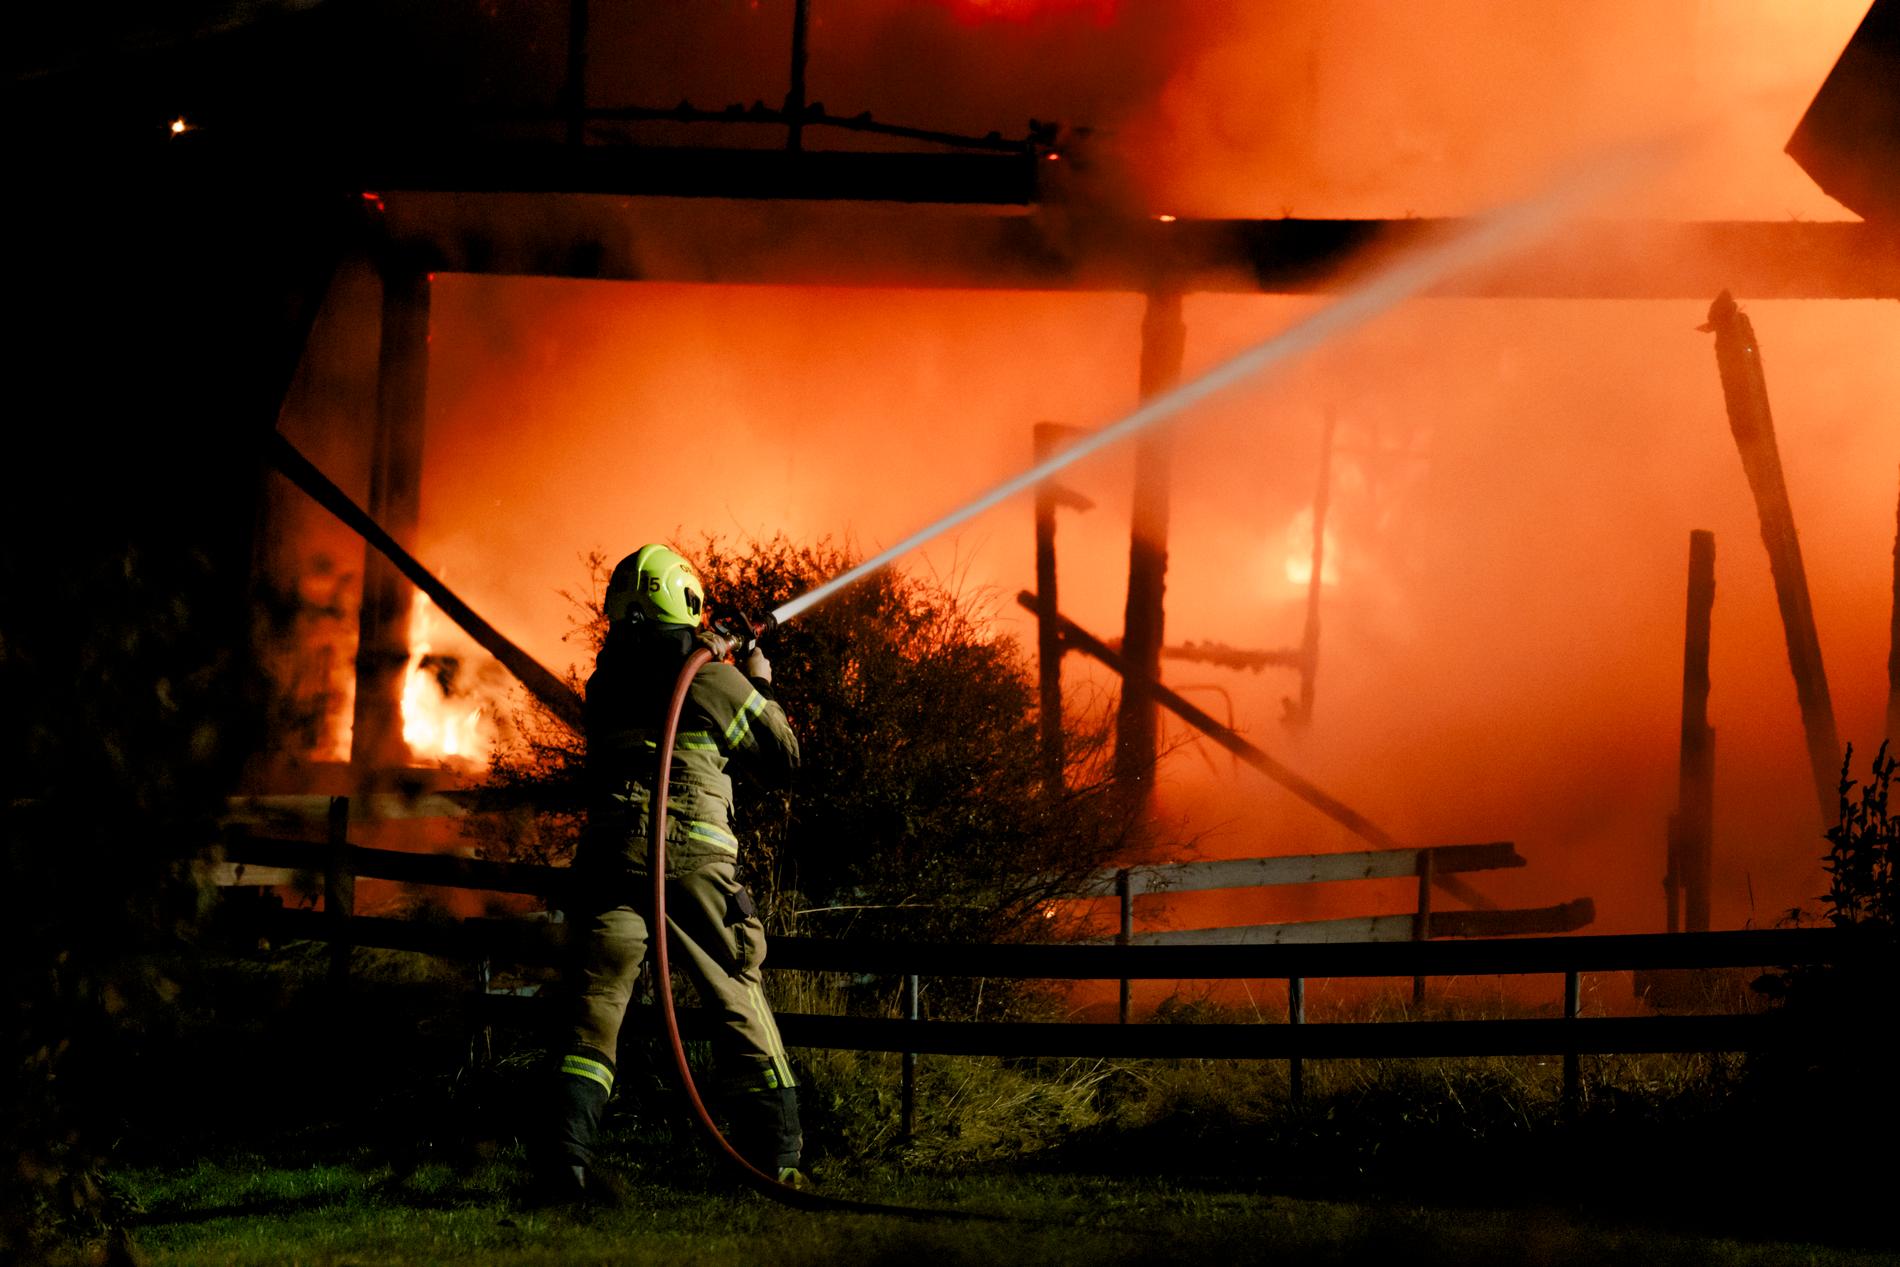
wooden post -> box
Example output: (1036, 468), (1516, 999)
(325, 796), (353, 986)
(786, 0), (810, 152)
(1702, 290), (1840, 825)
(900, 972), (919, 1140)
(1412, 850), (1433, 1006)
(1288, 976), (1305, 1105)
(1562, 969), (1582, 1111)
(1033, 423), (1093, 794)
(350, 265), (431, 780)
(1677, 531), (1717, 933)
(1116, 290), (1186, 804)
(1116, 868), (1133, 1025)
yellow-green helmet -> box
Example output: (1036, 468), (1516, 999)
(605, 543), (705, 627)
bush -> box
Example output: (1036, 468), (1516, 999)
(1746, 741), (1898, 1215)
(471, 535), (1143, 960)
(1821, 740), (1898, 932)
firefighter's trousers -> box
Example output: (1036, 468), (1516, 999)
(551, 859), (802, 1173)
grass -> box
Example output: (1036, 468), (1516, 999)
(34, 944), (1896, 1265)
(59, 1150), (1891, 1267)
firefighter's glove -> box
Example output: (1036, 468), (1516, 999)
(744, 647), (772, 684)
(695, 630), (734, 661)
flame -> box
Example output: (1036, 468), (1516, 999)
(399, 594), (491, 766)
(1282, 506), (1339, 587)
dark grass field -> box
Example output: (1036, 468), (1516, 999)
(35, 943), (1897, 1265)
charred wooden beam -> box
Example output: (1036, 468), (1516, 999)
(378, 194), (1900, 299)
(786, 0), (811, 153)
(1701, 291), (1840, 825)
(361, 145), (1041, 205)
(1115, 290), (1185, 803)
(1160, 641), (1302, 672)
(1021, 590), (1402, 849)
(349, 264), (431, 776)
(1033, 423), (1092, 793)
(268, 431), (585, 733)
(1672, 530), (1718, 933)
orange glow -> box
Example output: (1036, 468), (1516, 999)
(1281, 507), (1338, 588)
(264, 3), (1900, 965)
(1155, 214), (1177, 222)
(168, 117), (188, 136)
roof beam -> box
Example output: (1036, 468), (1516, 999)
(381, 191), (1898, 299)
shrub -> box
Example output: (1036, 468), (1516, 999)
(470, 534), (1146, 978)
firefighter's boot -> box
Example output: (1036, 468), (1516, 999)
(532, 1050), (615, 1202)
(725, 1080), (804, 1176)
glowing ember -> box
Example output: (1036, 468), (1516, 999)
(1155, 214), (1177, 222)
(168, 117), (188, 136)
(1283, 508), (1339, 588)
(399, 594), (491, 766)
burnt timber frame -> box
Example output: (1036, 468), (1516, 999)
(366, 184), (1898, 300)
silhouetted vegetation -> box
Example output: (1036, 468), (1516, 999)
(471, 535), (1143, 952)
(2, 539), (264, 1262)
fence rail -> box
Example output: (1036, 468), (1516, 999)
(218, 821), (1869, 1123)
(247, 904), (1844, 981)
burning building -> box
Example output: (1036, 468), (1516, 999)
(13, 1), (1898, 943)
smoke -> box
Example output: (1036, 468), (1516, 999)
(271, 1), (1899, 947)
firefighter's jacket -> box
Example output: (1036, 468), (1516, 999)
(582, 623), (799, 873)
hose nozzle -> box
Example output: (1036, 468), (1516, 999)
(710, 610), (779, 658)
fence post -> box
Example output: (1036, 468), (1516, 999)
(1117, 868), (1133, 1025)
(325, 796), (353, 987)
(1563, 969), (1582, 1111)
(901, 973), (919, 1141)
(1288, 976), (1305, 1105)
(1412, 850), (1433, 1006)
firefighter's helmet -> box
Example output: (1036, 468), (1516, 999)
(604, 543), (705, 627)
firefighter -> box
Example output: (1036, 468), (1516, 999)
(539, 542), (804, 1200)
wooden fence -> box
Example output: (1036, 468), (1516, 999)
(213, 810), (1861, 1133)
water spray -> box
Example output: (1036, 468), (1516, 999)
(649, 151), (1657, 1216)
(769, 158), (1648, 631)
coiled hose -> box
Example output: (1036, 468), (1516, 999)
(649, 647), (981, 1219)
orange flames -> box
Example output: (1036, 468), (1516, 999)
(399, 594), (493, 767)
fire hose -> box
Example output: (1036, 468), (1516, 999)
(647, 639), (985, 1220)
